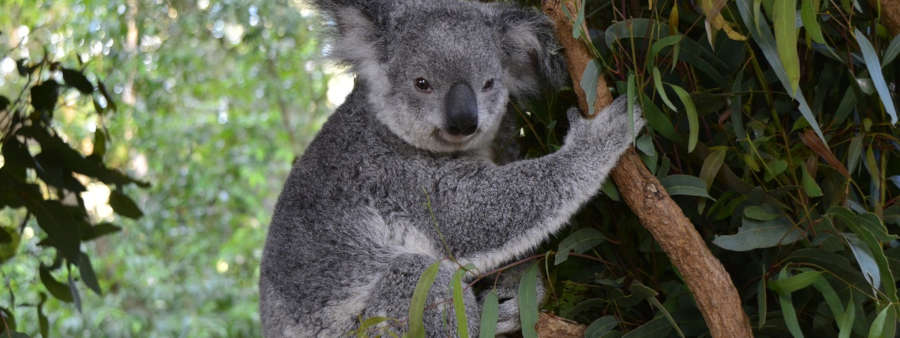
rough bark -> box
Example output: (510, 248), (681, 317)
(540, 1), (753, 337)
(874, 0), (900, 34)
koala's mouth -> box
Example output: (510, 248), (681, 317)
(435, 129), (478, 145)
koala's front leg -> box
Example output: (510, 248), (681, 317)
(434, 97), (644, 270)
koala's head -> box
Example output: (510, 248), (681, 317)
(313, 0), (566, 153)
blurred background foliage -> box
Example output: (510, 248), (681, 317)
(0, 0), (899, 337)
(0, 0), (340, 336)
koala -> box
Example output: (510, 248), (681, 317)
(259, 0), (644, 337)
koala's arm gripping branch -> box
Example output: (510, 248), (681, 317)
(540, 1), (754, 337)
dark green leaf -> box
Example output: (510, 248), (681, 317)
(82, 222), (122, 241)
(29, 80), (60, 114)
(38, 293), (49, 338)
(77, 252), (101, 295)
(93, 129), (106, 157)
(585, 316), (618, 338)
(61, 68), (94, 95)
(0, 95), (9, 112)
(884, 34), (900, 66)
(555, 228), (609, 265)
(621, 316), (672, 338)
(109, 190), (144, 219)
(39, 265), (73, 302)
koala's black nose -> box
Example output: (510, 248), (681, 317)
(445, 82), (479, 136)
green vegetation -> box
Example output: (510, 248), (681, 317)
(1, 0), (899, 337)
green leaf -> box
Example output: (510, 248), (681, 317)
(30, 80), (60, 114)
(758, 269), (768, 329)
(109, 190), (144, 219)
(867, 305), (890, 338)
(659, 175), (714, 200)
(518, 263), (539, 338)
(621, 316), (673, 338)
(648, 35), (683, 63)
(713, 218), (802, 251)
(605, 18), (670, 50)
(0, 95), (9, 112)
(555, 228), (609, 265)
(61, 68), (94, 95)
(640, 97), (681, 143)
(93, 130), (106, 157)
(699, 147), (727, 189)
(581, 60), (600, 117)
(407, 260), (441, 338)
(773, 0), (800, 94)
(764, 159), (788, 181)
(39, 265), (73, 303)
(37, 293), (49, 338)
(800, 0), (825, 44)
(77, 252), (101, 295)
(744, 205), (780, 221)
(854, 29), (898, 124)
(585, 316), (618, 338)
(768, 269), (823, 294)
(801, 163), (824, 197)
(736, 0), (827, 144)
(627, 73), (637, 142)
(847, 134), (864, 175)
(356, 317), (391, 337)
(837, 293), (855, 338)
(652, 68), (677, 111)
(670, 85), (699, 152)
(478, 290), (498, 338)
(82, 222), (122, 241)
(832, 207), (898, 300)
(884, 34), (900, 66)
(450, 268), (469, 338)
(776, 269), (805, 338)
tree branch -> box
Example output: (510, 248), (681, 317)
(540, 1), (753, 337)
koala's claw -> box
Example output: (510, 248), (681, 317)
(564, 96), (645, 150)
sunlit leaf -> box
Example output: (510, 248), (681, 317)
(800, 0), (825, 44)
(773, 0), (801, 94)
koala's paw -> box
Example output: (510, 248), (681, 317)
(565, 96), (645, 152)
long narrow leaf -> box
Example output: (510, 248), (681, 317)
(854, 29), (898, 124)
(884, 34), (900, 66)
(518, 263), (539, 338)
(450, 269), (469, 338)
(408, 261), (441, 338)
(800, 0), (825, 44)
(670, 85), (699, 152)
(773, 0), (800, 94)
(776, 270), (805, 338)
(478, 290), (498, 338)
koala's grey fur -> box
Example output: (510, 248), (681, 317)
(259, 0), (643, 337)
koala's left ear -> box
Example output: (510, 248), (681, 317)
(494, 6), (567, 97)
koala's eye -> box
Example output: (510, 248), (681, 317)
(482, 79), (495, 91)
(414, 78), (433, 93)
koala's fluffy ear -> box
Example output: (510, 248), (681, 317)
(310, 1), (392, 70)
(495, 6), (568, 97)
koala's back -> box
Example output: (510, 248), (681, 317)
(259, 89), (442, 336)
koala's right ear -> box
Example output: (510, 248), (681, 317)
(310, 1), (392, 70)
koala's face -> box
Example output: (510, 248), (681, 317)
(373, 13), (509, 153)
(323, 0), (564, 153)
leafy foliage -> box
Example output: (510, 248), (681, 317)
(516, 0), (900, 336)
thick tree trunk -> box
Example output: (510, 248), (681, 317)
(539, 1), (753, 337)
